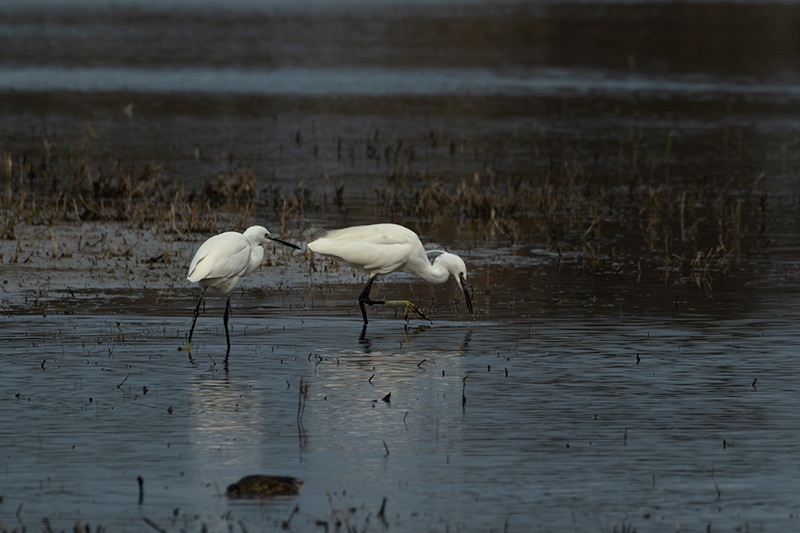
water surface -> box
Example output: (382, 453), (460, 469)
(2, 0), (800, 531)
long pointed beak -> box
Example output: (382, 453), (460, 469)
(269, 236), (301, 250)
(459, 274), (474, 315)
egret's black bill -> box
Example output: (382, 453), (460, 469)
(269, 236), (301, 250)
(459, 274), (474, 314)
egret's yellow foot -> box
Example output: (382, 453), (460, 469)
(385, 299), (431, 322)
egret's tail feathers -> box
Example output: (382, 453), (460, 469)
(307, 227), (330, 242)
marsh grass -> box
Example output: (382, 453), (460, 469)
(0, 125), (782, 290)
(1, 134), (171, 234)
(0, 134), (314, 240)
(371, 127), (776, 289)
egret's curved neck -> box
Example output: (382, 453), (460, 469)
(415, 254), (454, 285)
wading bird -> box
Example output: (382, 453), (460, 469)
(184, 225), (299, 354)
(307, 223), (473, 325)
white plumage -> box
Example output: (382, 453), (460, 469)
(188, 227), (267, 293)
(183, 225), (299, 354)
(308, 223), (473, 325)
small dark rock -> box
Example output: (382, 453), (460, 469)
(225, 475), (303, 498)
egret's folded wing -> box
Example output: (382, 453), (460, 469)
(187, 233), (250, 282)
(309, 237), (413, 275)
(360, 242), (413, 273)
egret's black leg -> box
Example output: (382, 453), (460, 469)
(183, 289), (206, 353)
(357, 278), (372, 325)
(357, 276), (384, 325)
(223, 293), (232, 355)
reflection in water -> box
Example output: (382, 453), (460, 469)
(3, 292), (800, 530)
(459, 330), (472, 353)
(297, 377), (310, 451)
(358, 324), (369, 345)
(359, 323), (438, 354)
(2, 0), (800, 530)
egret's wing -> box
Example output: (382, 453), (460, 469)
(308, 225), (419, 275)
(360, 242), (415, 273)
(310, 239), (412, 274)
(187, 232), (250, 282)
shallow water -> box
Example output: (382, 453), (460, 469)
(2, 0), (800, 531)
(4, 285), (800, 531)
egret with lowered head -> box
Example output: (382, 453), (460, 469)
(307, 223), (473, 325)
(184, 225), (299, 354)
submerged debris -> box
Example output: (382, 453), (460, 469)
(225, 475), (303, 498)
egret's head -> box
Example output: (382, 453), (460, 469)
(243, 225), (272, 245)
(436, 252), (473, 315)
(244, 225), (300, 250)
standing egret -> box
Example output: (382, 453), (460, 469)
(307, 223), (473, 325)
(184, 225), (299, 354)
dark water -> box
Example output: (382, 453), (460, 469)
(2, 0), (800, 532)
(5, 290), (800, 531)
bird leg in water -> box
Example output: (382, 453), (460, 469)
(358, 276), (383, 325)
(358, 276), (430, 324)
(223, 294), (232, 355)
(183, 288), (206, 353)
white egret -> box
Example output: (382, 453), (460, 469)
(307, 223), (473, 325)
(184, 225), (299, 354)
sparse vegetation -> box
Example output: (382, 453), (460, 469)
(0, 122), (788, 293)
(371, 127), (776, 289)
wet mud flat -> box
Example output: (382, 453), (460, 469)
(3, 0), (800, 531)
